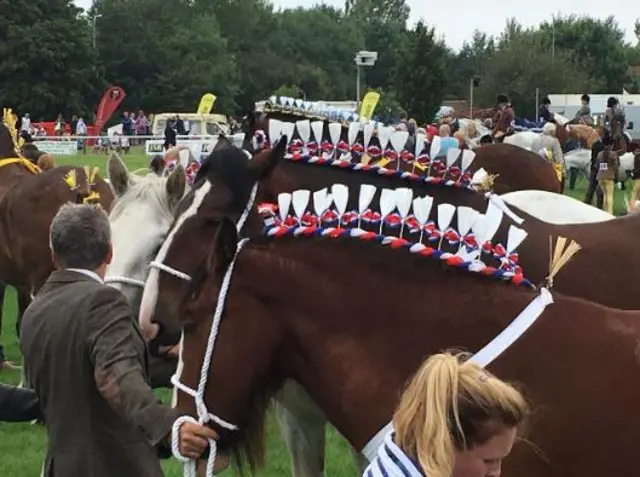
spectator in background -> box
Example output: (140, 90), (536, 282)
(175, 115), (187, 136)
(164, 119), (177, 150)
(436, 124), (459, 157)
(70, 115), (78, 136)
(54, 114), (65, 136)
(20, 113), (31, 134)
(136, 110), (149, 143)
(76, 117), (88, 154)
(121, 111), (133, 137)
(539, 97), (553, 124)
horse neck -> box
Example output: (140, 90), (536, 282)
(225, 237), (638, 456)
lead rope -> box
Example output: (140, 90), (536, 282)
(170, 237), (250, 477)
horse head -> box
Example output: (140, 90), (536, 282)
(105, 151), (188, 312)
(136, 138), (287, 472)
(138, 137), (286, 347)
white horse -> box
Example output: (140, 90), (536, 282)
(564, 148), (634, 184)
(501, 114), (570, 151)
(503, 130), (539, 150)
(105, 151), (366, 476)
(105, 152), (188, 309)
(501, 190), (614, 224)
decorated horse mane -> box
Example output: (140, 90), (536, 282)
(259, 183), (533, 288)
(262, 95), (361, 123)
(252, 119), (494, 193)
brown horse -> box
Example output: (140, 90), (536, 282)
(0, 123), (114, 338)
(153, 147), (640, 476)
(142, 135), (640, 331)
(139, 137), (638, 475)
(243, 111), (561, 194)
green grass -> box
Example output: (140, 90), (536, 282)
(0, 149), (629, 475)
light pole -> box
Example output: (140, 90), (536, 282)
(551, 18), (555, 64)
(92, 13), (102, 50)
(354, 51), (378, 114)
(469, 76), (480, 119)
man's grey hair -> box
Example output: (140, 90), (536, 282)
(49, 203), (111, 270)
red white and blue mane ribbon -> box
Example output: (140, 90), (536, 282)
(253, 118), (489, 190)
(259, 183), (532, 288)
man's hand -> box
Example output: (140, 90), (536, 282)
(179, 421), (219, 459)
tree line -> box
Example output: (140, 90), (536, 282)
(2, 0), (640, 124)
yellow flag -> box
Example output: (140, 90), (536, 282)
(197, 93), (217, 114)
(359, 91), (380, 121)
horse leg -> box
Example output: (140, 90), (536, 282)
(15, 288), (31, 339)
(273, 380), (326, 477)
(594, 184), (604, 209)
(568, 167), (579, 189)
(584, 169), (599, 205)
(0, 282), (6, 364)
(16, 289), (32, 389)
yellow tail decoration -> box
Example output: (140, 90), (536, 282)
(546, 236), (582, 289)
(2, 108), (25, 156)
(64, 170), (78, 190)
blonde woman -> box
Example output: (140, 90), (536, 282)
(364, 351), (530, 477)
(465, 123), (481, 149)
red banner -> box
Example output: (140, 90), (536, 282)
(94, 86), (126, 136)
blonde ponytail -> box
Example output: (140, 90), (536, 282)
(393, 351), (529, 477)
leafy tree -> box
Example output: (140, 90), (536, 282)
(0, 0), (101, 119)
(445, 31), (496, 99)
(394, 22), (447, 122)
(474, 32), (591, 118)
(93, 0), (238, 114)
(537, 15), (629, 93)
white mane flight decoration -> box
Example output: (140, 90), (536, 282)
(256, 120), (482, 190)
(263, 96), (361, 123)
(259, 183), (533, 288)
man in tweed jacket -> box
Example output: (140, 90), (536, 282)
(20, 203), (218, 477)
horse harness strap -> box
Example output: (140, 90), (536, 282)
(0, 157), (41, 175)
(361, 287), (556, 462)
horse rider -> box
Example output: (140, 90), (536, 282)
(595, 132), (619, 214)
(604, 96), (627, 153)
(531, 122), (565, 190)
(539, 96), (553, 124)
(570, 94), (593, 125)
(492, 94), (514, 141)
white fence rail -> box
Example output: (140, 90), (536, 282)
(30, 134), (245, 159)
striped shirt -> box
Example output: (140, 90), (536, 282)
(363, 432), (425, 477)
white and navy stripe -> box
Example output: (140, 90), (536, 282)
(363, 432), (425, 477)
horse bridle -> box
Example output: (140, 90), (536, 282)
(140, 180), (258, 477)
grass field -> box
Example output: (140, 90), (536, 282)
(0, 148), (629, 475)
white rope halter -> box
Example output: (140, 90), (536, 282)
(148, 183), (258, 283)
(170, 237), (249, 477)
(104, 276), (147, 288)
(149, 181), (258, 477)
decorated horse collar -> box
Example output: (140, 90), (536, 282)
(252, 120), (492, 192)
(259, 183), (533, 289)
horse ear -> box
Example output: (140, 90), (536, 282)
(107, 151), (130, 196)
(247, 134), (287, 180)
(165, 164), (186, 212)
(214, 135), (232, 151)
(206, 217), (238, 274)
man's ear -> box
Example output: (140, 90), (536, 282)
(247, 134), (287, 180)
(206, 218), (238, 274)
